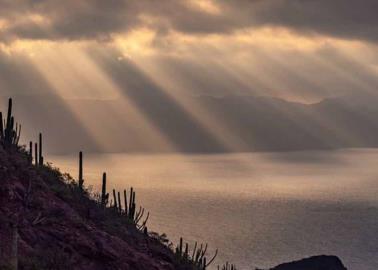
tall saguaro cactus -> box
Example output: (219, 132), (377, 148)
(39, 133), (43, 166)
(101, 173), (109, 207)
(117, 191), (122, 213)
(128, 187), (136, 220)
(124, 189), (128, 216)
(29, 141), (33, 164)
(4, 98), (12, 146)
(34, 143), (38, 167)
(78, 151), (84, 191)
(113, 189), (117, 209)
(1, 98), (22, 148)
(3, 98), (15, 147)
(0, 112), (4, 140)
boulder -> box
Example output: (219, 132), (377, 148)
(269, 255), (347, 270)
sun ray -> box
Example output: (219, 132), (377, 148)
(18, 41), (177, 152)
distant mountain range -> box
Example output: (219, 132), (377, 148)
(2, 94), (378, 154)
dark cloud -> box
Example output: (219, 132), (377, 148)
(0, 0), (377, 43)
(242, 0), (378, 42)
(0, 0), (139, 42)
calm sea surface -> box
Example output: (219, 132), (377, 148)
(49, 149), (378, 270)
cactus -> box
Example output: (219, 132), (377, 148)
(78, 151), (84, 190)
(174, 238), (217, 270)
(9, 117), (15, 144)
(101, 173), (109, 207)
(6, 98), (12, 128)
(14, 123), (18, 144)
(15, 124), (21, 145)
(4, 98), (12, 146)
(192, 241), (198, 260)
(0, 111), (3, 139)
(97, 174), (149, 230)
(34, 143), (38, 167)
(29, 141), (33, 164)
(39, 133), (43, 166)
(129, 187), (133, 216)
(179, 237), (183, 257)
(128, 187), (136, 220)
(2, 98), (20, 148)
(117, 191), (122, 213)
(218, 263), (237, 270)
(123, 189), (128, 216)
(112, 189), (117, 209)
(184, 243), (189, 262)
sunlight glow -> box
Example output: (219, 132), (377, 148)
(9, 41), (177, 152)
(0, 19), (8, 30)
(114, 28), (156, 58)
(187, 0), (222, 14)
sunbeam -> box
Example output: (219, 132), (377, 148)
(15, 41), (177, 152)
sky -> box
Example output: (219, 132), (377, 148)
(0, 0), (378, 102)
(1, 0), (378, 153)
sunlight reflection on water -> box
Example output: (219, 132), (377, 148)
(50, 149), (378, 270)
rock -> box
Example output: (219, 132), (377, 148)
(269, 255), (347, 270)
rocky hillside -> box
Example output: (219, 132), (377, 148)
(0, 144), (185, 269)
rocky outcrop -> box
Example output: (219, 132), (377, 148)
(269, 255), (347, 270)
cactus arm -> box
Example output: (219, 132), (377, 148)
(134, 207), (145, 224)
(14, 123), (18, 144)
(205, 249), (218, 267)
(137, 212), (149, 231)
(134, 206), (142, 221)
(184, 243), (189, 261)
(192, 241), (197, 260)
(199, 243), (208, 262)
(16, 124), (21, 145)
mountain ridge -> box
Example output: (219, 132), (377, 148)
(1, 94), (377, 154)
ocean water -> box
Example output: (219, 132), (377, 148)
(49, 149), (378, 270)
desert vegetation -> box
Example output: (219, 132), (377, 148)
(0, 98), (221, 270)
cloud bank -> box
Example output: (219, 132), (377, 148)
(0, 0), (377, 43)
